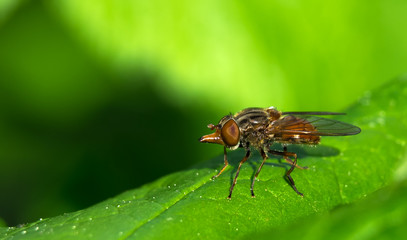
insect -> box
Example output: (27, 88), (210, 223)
(199, 106), (361, 199)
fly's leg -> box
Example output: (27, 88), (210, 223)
(212, 146), (229, 179)
(283, 146), (308, 170)
(228, 149), (251, 199)
(269, 150), (304, 197)
(250, 149), (268, 198)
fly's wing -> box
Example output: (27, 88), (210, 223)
(271, 114), (361, 136)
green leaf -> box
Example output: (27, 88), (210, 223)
(1, 77), (406, 239)
(249, 178), (407, 239)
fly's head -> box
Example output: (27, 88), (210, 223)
(199, 115), (241, 150)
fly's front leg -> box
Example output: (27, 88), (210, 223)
(212, 146), (229, 179)
(269, 149), (304, 197)
(283, 146), (308, 170)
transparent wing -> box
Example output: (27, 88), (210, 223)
(282, 111), (345, 115)
(272, 115), (361, 136)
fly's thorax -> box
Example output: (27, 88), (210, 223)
(234, 108), (272, 131)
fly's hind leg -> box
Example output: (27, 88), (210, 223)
(212, 146), (229, 179)
(283, 146), (308, 170)
(269, 149), (304, 197)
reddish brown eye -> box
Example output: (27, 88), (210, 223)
(221, 119), (240, 147)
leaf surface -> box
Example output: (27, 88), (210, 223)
(1, 78), (407, 239)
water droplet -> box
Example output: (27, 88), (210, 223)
(183, 192), (186, 195)
(105, 206), (109, 209)
(173, 184), (177, 187)
(347, 171), (351, 176)
(167, 185), (171, 189)
(166, 217), (173, 221)
(117, 204), (121, 208)
(197, 232), (200, 236)
(344, 184), (348, 188)
(200, 196), (202, 198)
(119, 231), (123, 236)
(72, 225), (77, 230)
(235, 228), (239, 231)
(39, 218), (43, 221)
(196, 172), (199, 176)
(35, 226), (39, 231)
(180, 219), (183, 223)
(153, 196), (156, 199)
(22, 230), (27, 235)
(89, 217), (93, 221)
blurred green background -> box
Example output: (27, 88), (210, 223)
(0, 0), (406, 226)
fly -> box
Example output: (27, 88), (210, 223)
(199, 106), (361, 199)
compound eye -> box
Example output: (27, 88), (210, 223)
(221, 119), (240, 147)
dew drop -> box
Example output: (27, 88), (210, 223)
(180, 219), (183, 223)
(236, 228), (239, 231)
(344, 184), (348, 188)
(105, 206), (109, 209)
(89, 217), (93, 221)
(197, 232), (200, 236)
(35, 226), (39, 231)
(196, 172), (199, 176)
(168, 185), (171, 189)
(173, 184), (177, 187)
(119, 231), (123, 236)
(347, 171), (351, 176)
(72, 225), (77, 230)
(153, 196), (156, 199)
(117, 204), (121, 208)
(39, 218), (43, 221)
(22, 230), (27, 235)
(166, 217), (173, 221)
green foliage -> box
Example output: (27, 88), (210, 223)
(1, 76), (406, 239)
(47, 0), (407, 111)
(250, 179), (407, 240)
